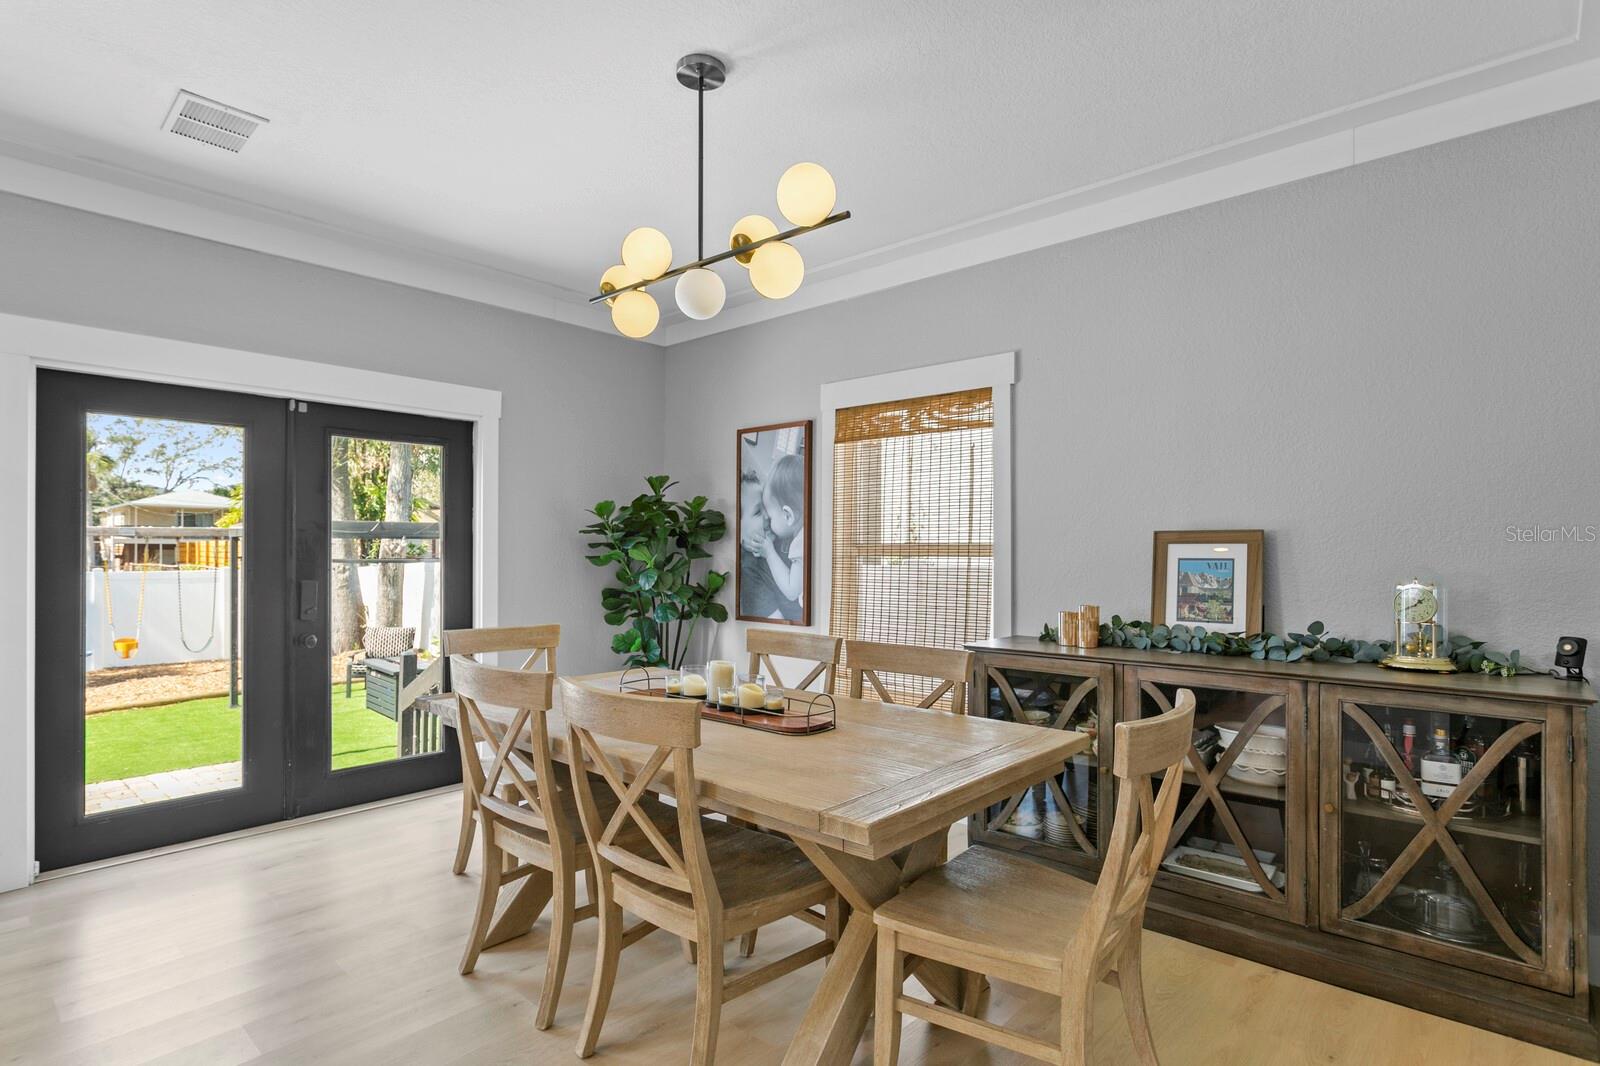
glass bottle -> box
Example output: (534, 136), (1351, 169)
(1419, 725), (1464, 805)
(1507, 844), (1542, 949)
(1401, 719), (1419, 775)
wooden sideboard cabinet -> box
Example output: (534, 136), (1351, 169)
(967, 637), (1599, 1059)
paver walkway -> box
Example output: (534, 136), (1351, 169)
(84, 760), (243, 814)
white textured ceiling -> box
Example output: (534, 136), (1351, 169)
(0, 1), (1587, 335)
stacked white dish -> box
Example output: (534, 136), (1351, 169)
(1215, 721), (1287, 786)
(1042, 788), (1076, 846)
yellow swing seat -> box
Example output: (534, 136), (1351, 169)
(113, 637), (140, 659)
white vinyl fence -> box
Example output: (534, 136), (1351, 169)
(86, 561), (439, 671)
(86, 568), (235, 670)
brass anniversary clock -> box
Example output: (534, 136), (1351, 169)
(1380, 578), (1455, 672)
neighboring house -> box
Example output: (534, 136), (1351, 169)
(96, 490), (236, 568)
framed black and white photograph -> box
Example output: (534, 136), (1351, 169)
(736, 420), (812, 625)
(1151, 529), (1264, 635)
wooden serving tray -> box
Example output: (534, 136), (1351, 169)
(698, 702), (835, 735)
(622, 682), (836, 735)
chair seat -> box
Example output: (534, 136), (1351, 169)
(874, 846), (1093, 981)
(612, 815), (833, 933)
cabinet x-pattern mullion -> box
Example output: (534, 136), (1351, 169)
(1341, 705), (1542, 965)
(1147, 682), (1287, 903)
(985, 668), (1098, 857)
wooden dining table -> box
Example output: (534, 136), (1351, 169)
(425, 670), (1089, 1066)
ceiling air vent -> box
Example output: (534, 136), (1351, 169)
(162, 91), (268, 153)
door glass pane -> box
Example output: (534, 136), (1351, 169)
(84, 414), (244, 814)
(1337, 703), (1543, 961)
(982, 667), (1102, 858)
(328, 437), (446, 770)
(1138, 680), (1290, 899)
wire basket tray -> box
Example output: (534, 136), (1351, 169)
(618, 668), (837, 735)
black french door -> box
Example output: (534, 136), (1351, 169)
(287, 400), (471, 816)
(35, 371), (471, 870)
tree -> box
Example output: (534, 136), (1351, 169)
(375, 443), (414, 627)
(88, 416), (242, 499)
(329, 437), (366, 654)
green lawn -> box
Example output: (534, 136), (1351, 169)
(85, 682), (403, 782)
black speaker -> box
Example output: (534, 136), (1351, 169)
(1554, 636), (1587, 680)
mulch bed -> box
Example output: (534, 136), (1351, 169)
(85, 653), (358, 713)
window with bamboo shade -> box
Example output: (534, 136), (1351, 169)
(830, 387), (993, 706)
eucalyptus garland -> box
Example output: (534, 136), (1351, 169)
(1038, 617), (1534, 677)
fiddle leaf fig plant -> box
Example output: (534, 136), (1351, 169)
(581, 475), (729, 668)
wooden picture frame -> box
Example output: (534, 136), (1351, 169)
(1151, 529), (1264, 635)
(736, 420), (812, 626)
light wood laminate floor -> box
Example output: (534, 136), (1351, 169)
(0, 792), (1582, 1065)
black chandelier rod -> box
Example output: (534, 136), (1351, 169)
(589, 211), (851, 303)
(697, 70), (704, 261)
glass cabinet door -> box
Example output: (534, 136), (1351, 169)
(1319, 685), (1572, 992)
(1127, 666), (1308, 923)
(972, 656), (1113, 873)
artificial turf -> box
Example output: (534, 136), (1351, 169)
(84, 682), (402, 782)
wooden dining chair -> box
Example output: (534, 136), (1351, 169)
(745, 627), (843, 691)
(845, 639), (975, 714)
(561, 679), (839, 1065)
(441, 624), (560, 874)
(452, 655), (617, 1032)
(872, 690), (1196, 1065)
(732, 628), (842, 957)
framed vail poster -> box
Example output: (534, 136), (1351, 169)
(1151, 529), (1264, 635)
(736, 420), (812, 625)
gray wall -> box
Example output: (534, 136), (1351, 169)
(0, 191), (665, 675)
(665, 102), (1600, 661)
(663, 103), (1600, 936)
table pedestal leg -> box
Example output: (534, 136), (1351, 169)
(782, 832), (969, 1066)
(483, 866), (553, 949)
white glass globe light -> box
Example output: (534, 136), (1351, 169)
(728, 214), (779, 266)
(776, 163), (836, 227)
(610, 289), (660, 338)
(598, 263), (639, 305)
(749, 241), (804, 299)
(674, 267), (726, 320)
(620, 227), (673, 280)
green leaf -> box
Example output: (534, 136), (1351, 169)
(592, 499), (616, 519)
(1308, 620), (1324, 636)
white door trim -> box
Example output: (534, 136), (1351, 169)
(816, 351), (1017, 645)
(0, 311), (503, 893)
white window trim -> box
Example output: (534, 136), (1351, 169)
(816, 350), (1016, 644)
(0, 311), (502, 894)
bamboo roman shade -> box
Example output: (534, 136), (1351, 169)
(830, 387), (994, 705)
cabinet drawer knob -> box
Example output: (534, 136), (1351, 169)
(1323, 802), (1335, 814)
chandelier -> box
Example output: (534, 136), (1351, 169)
(592, 53), (850, 339)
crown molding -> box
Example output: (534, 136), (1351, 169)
(0, 24), (1595, 352)
(661, 43), (1600, 345)
(0, 138), (625, 340)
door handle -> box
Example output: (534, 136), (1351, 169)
(297, 633), (319, 650)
